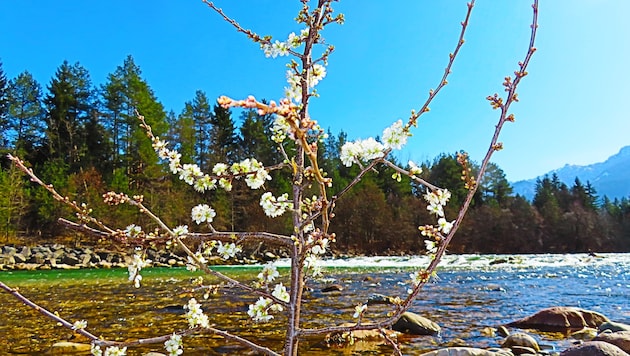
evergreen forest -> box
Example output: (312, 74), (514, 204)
(1, 57), (629, 254)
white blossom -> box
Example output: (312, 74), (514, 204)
(271, 115), (292, 143)
(304, 254), (322, 277)
(382, 119), (409, 150)
(104, 346), (127, 356)
(353, 304), (367, 318)
(179, 163), (202, 185)
(191, 204), (216, 225)
(127, 252), (151, 288)
(272, 283), (290, 303)
(257, 263), (280, 284)
(216, 241), (242, 260)
(408, 160), (423, 175)
(124, 224), (141, 238)
(424, 240), (438, 254)
(308, 64), (326, 87)
(340, 138), (385, 167)
(437, 218), (454, 234)
(260, 192), (291, 218)
(184, 298), (209, 328)
(172, 225), (189, 237)
(72, 320), (87, 330)
(164, 333), (183, 356)
(91, 344), (103, 356)
(212, 163), (229, 175)
(247, 297), (273, 322)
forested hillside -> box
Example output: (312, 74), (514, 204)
(1, 58), (629, 253)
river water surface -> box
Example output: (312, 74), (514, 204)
(1, 253), (629, 355)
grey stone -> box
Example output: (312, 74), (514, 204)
(594, 331), (630, 353)
(392, 311), (440, 336)
(501, 332), (540, 352)
(422, 347), (514, 356)
(560, 341), (629, 355)
(507, 306), (609, 331)
(600, 322), (630, 333)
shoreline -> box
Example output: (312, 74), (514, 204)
(1, 242), (627, 272)
(0, 243), (277, 271)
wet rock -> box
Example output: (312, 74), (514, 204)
(600, 322), (630, 333)
(501, 332), (540, 352)
(48, 341), (92, 354)
(507, 307), (609, 331)
(571, 327), (598, 340)
(392, 311), (440, 336)
(61, 254), (80, 265)
(321, 284), (343, 293)
(497, 325), (511, 337)
(29, 252), (47, 264)
(422, 347), (514, 356)
(19, 245), (31, 256)
(14, 263), (41, 271)
(325, 322), (399, 347)
(594, 331), (630, 353)
(0, 254), (15, 265)
(509, 346), (537, 355)
(367, 293), (398, 306)
(489, 258), (509, 265)
(480, 327), (496, 337)
(13, 252), (27, 263)
(559, 340), (629, 355)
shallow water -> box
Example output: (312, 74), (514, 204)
(1, 254), (629, 355)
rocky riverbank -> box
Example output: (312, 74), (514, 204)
(0, 244), (274, 271)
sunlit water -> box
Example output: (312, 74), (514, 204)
(1, 253), (629, 355)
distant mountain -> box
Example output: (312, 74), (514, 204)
(512, 146), (630, 201)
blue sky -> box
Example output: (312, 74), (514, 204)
(1, 1), (628, 182)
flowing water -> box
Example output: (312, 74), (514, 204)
(1, 253), (629, 355)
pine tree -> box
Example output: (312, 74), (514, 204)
(190, 91), (213, 170)
(6, 71), (45, 155)
(175, 103), (197, 163)
(44, 61), (95, 170)
(480, 162), (513, 207)
(209, 104), (238, 163)
(101, 56), (168, 188)
(239, 109), (272, 162)
(0, 60), (8, 148)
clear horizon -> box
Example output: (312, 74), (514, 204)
(1, 1), (628, 182)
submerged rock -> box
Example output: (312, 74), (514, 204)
(559, 340), (629, 355)
(367, 293), (398, 306)
(48, 341), (92, 354)
(392, 311), (440, 336)
(571, 327), (598, 340)
(325, 322), (399, 348)
(507, 306), (609, 331)
(321, 284), (343, 293)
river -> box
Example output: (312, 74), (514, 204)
(1, 253), (629, 355)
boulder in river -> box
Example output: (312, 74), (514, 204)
(500, 332), (540, 353)
(321, 284), (343, 293)
(559, 340), (629, 356)
(392, 311), (440, 336)
(600, 321), (630, 333)
(421, 347), (514, 356)
(506, 306), (609, 331)
(594, 330), (630, 353)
